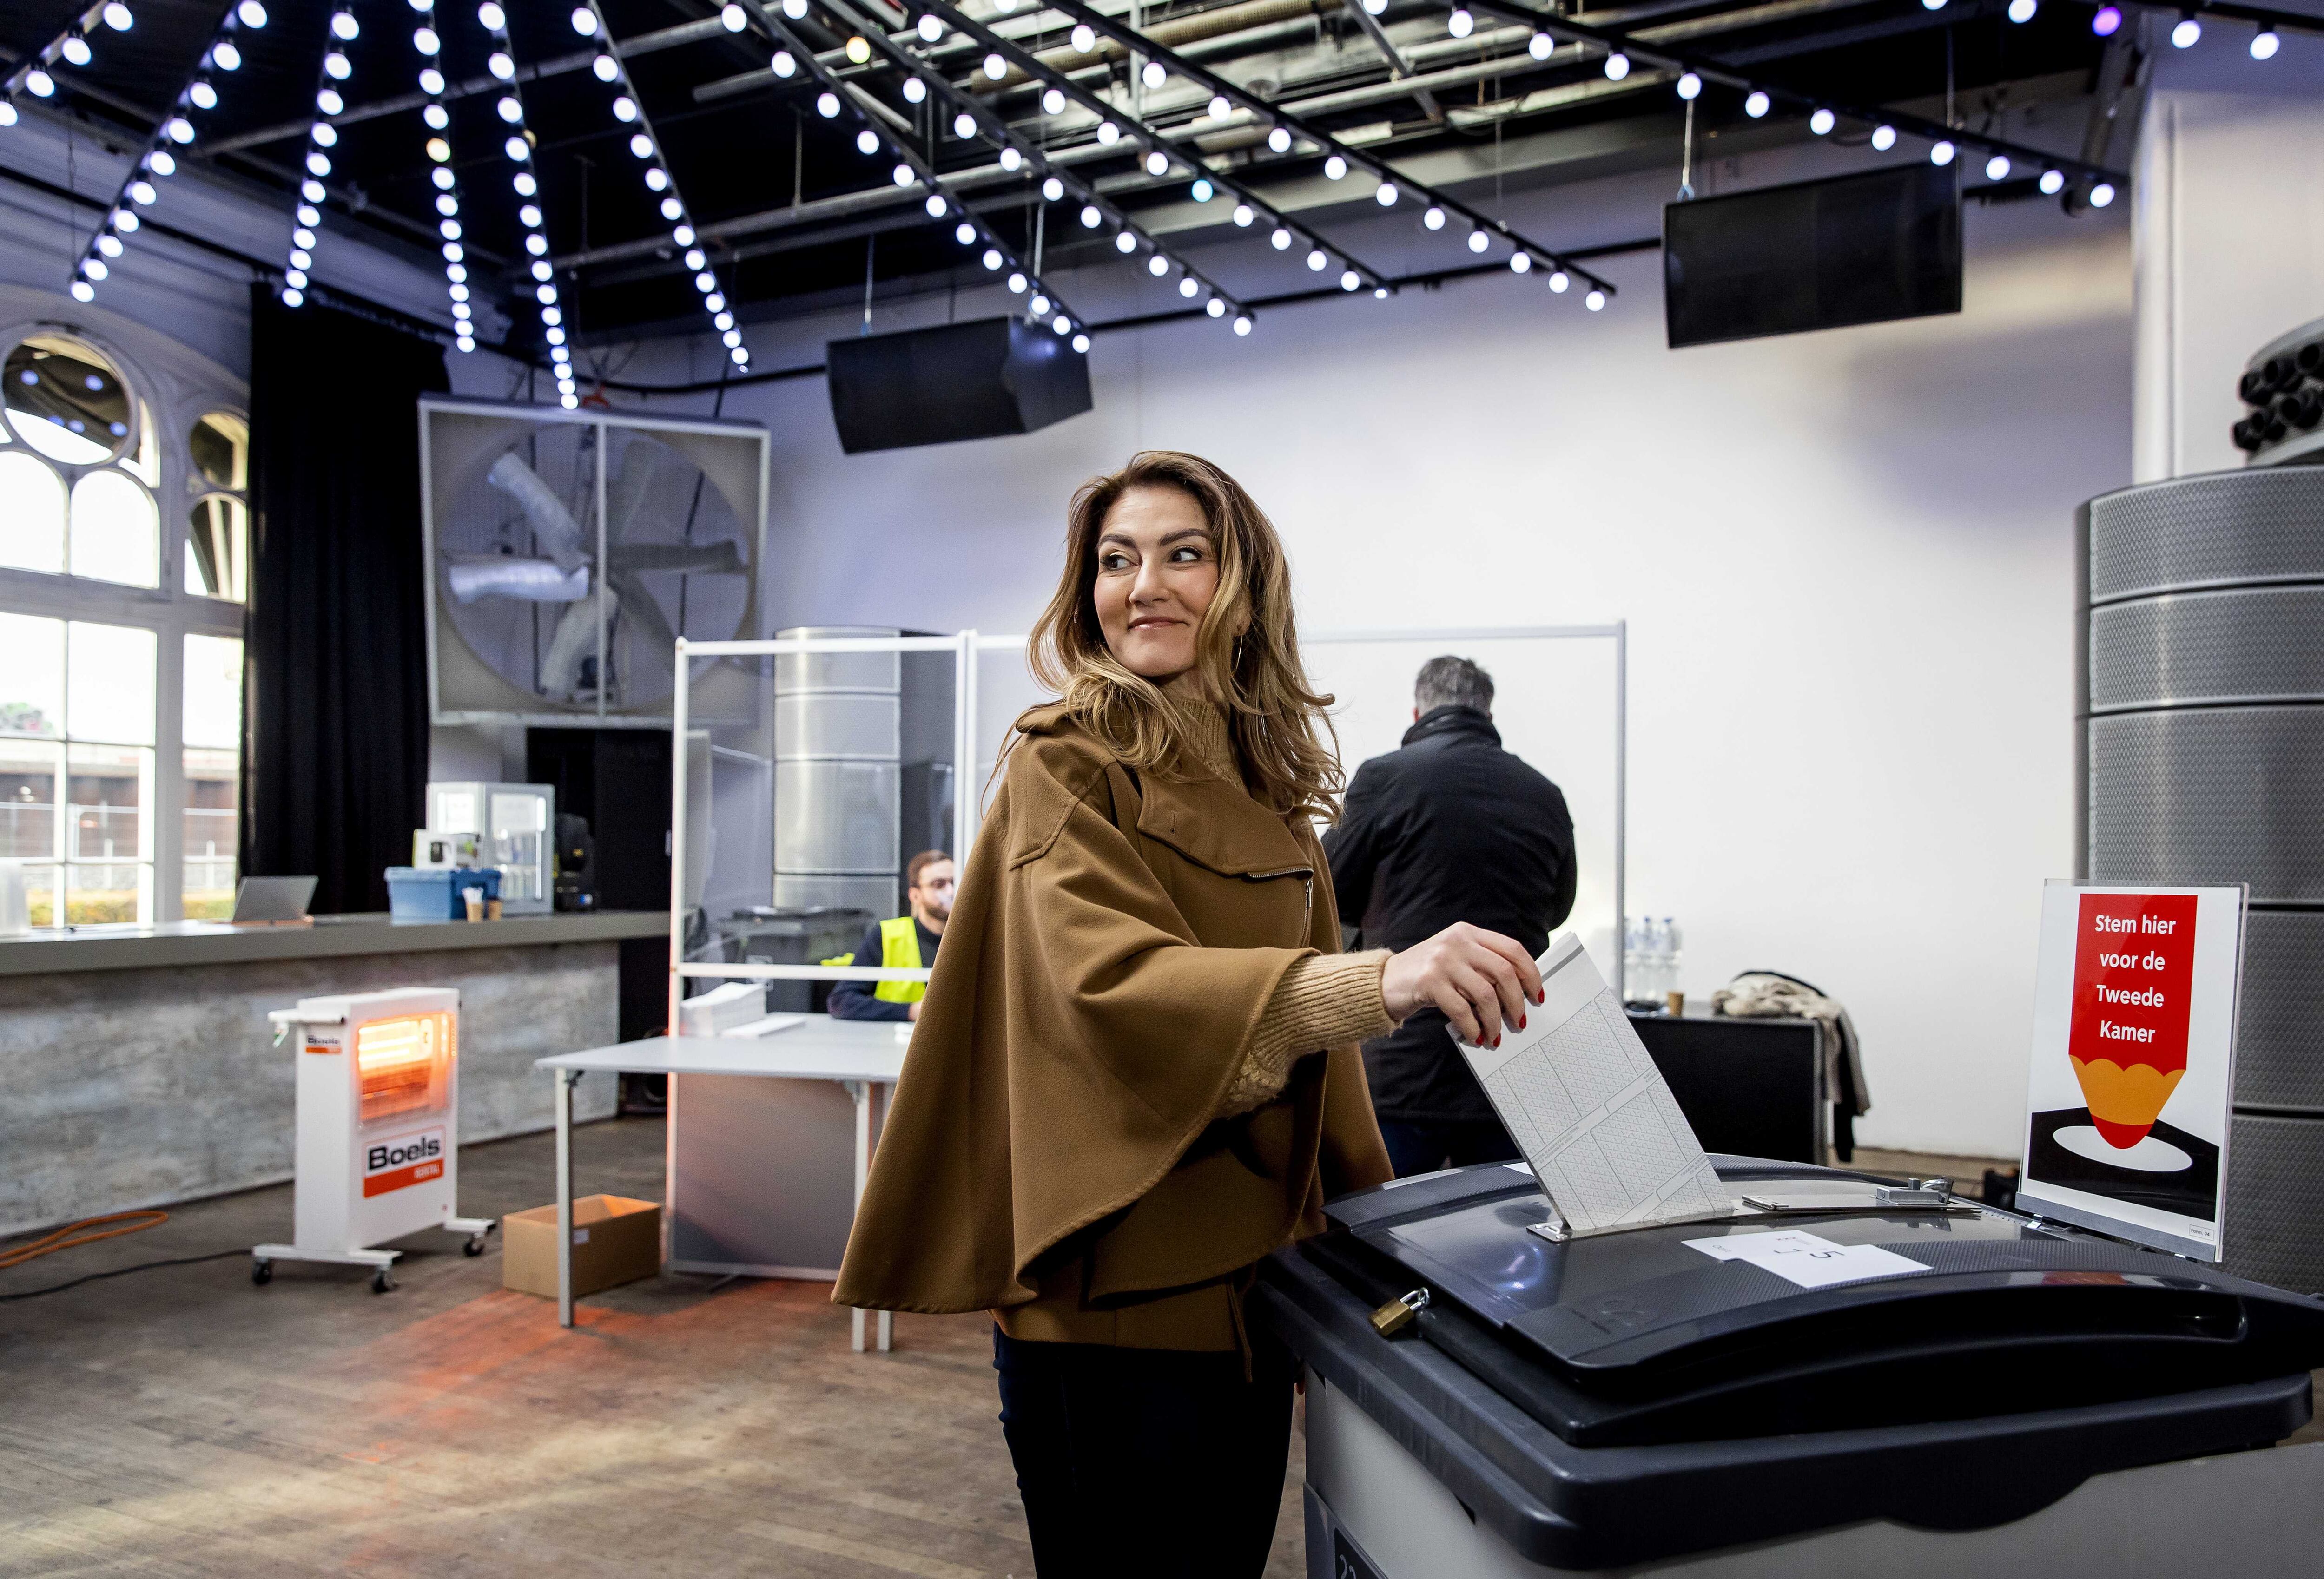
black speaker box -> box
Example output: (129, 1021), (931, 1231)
(826, 316), (1092, 454)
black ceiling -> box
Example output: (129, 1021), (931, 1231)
(2, 0), (2126, 351)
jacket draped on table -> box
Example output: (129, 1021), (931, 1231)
(831, 703), (1392, 1343)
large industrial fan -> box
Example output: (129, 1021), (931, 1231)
(420, 399), (769, 725)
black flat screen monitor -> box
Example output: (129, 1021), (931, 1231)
(1664, 163), (1962, 349)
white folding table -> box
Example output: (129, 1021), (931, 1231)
(535, 1016), (906, 1349)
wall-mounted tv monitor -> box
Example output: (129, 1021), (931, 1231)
(1664, 163), (1962, 349)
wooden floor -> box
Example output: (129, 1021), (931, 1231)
(3, 1120), (2313, 1575)
(0, 1116), (1304, 1579)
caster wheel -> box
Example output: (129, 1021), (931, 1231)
(463, 1235), (486, 1257)
(370, 1268), (396, 1295)
(251, 1259), (273, 1286)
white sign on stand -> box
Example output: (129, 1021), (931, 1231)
(2016, 882), (2246, 1262)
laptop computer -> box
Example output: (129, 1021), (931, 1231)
(230, 875), (317, 924)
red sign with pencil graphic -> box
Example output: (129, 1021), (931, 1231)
(2067, 892), (2199, 1149)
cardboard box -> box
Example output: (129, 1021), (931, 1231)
(502, 1194), (661, 1299)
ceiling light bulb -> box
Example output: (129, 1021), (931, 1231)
(424, 103), (449, 129)
(1340, 270), (1358, 290)
(845, 35), (870, 63)
(167, 115), (195, 143)
(191, 81), (219, 109)
(499, 96), (523, 122)
(1585, 289), (1604, 310)
(1145, 150), (1168, 175)
(2251, 27), (2279, 59)
(783, 0), (806, 14)
(104, 2), (133, 29)
(480, 4), (506, 29)
(1548, 270), (1567, 291)
(684, 248), (706, 270)
(629, 132), (653, 158)
(570, 7), (596, 36)
(2089, 181), (2115, 208)
(62, 35), (92, 65)
(857, 129), (879, 154)
(151, 149), (178, 175)
(117, 207), (140, 230)
(1232, 204), (1253, 226)
(1116, 231), (1136, 253)
(1071, 24), (1094, 51)
(1530, 32), (1552, 59)
(211, 40), (240, 69)
(1030, 294), (1050, 315)
(953, 111), (976, 137)
(1233, 315), (1251, 336)
(1206, 298), (1225, 317)
(818, 92), (840, 118)
(1208, 94), (1232, 120)
(1191, 178), (1214, 201)
(238, 0), (266, 25)
(456, 336), (475, 352)
(1270, 227), (1290, 249)
(1676, 72), (1701, 100)
(955, 221), (975, 243)
(1871, 124), (1896, 151)
(893, 164), (913, 185)
(1809, 107), (1835, 135)
(1467, 230), (1488, 253)
(97, 233), (123, 257)
(1511, 252), (1532, 273)
(1744, 90), (1770, 117)
(982, 248), (1001, 269)
(983, 53), (1006, 80)
(504, 134), (528, 159)
(1985, 153), (2010, 180)
(414, 25), (439, 53)
(1042, 176), (1064, 201)
(1002, 147), (1024, 171)
(1081, 204), (1101, 226)
(330, 9), (358, 39)
(904, 77), (926, 103)
(722, 3), (746, 30)
(1267, 126), (1291, 153)
(1142, 60), (1165, 89)
(514, 172), (537, 195)
(1007, 271), (1026, 292)
(1929, 139), (1955, 166)
(918, 13), (943, 41)
(712, 313), (730, 330)
(592, 53), (618, 80)
(1306, 248), (1326, 270)
(925, 194), (947, 217)
(1423, 205), (1445, 229)
(1043, 87), (1066, 114)
(2092, 5), (2121, 34)
(1923, 0), (1946, 9)
(1448, 8), (1473, 38)
(772, 50), (794, 76)
(1375, 181), (1398, 206)
(2007, 0), (2036, 19)
(1181, 278), (1199, 298)
(522, 204), (543, 226)
(694, 270), (715, 291)
(1604, 52), (1629, 80)
(1097, 121), (1119, 144)
(1073, 333), (1089, 352)
(613, 96), (637, 121)
(1148, 255), (1168, 276)
(2039, 167), (2064, 194)
(645, 166), (668, 189)
(129, 179), (157, 204)
(1324, 155), (1347, 179)
(25, 69), (53, 96)
(1363, 0), (1386, 11)
(2170, 15), (2199, 46)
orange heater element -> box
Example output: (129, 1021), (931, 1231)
(2067, 893), (2199, 1148)
(356, 1011), (454, 1125)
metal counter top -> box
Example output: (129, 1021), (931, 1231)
(0, 910), (669, 976)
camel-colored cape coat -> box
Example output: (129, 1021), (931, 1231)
(831, 704), (1392, 1322)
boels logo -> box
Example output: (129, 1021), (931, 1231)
(363, 1127), (446, 1197)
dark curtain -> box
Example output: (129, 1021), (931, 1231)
(239, 286), (449, 914)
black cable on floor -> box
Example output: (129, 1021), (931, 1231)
(0, 1250), (247, 1303)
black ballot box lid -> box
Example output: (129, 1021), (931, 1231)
(1256, 1157), (2324, 1571)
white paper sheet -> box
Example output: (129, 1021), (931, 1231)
(1683, 1229), (1931, 1290)
(1453, 934), (1734, 1235)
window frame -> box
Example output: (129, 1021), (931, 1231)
(0, 311), (248, 925)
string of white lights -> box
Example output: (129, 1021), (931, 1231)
(1, 1), (135, 130)
(67, 2), (265, 303)
(814, 0), (1254, 329)
(396, 0), (486, 352)
(739, 0), (1096, 348)
(479, 2), (574, 393)
(916, 0), (1388, 299)
(277, 8), (362, 309)
(1040, 0), (1617, 305)
(571, 0), (748, 368)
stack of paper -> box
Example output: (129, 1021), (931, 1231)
(1453, 934), (1736, 1237)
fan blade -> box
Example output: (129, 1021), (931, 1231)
(606, 569), (677, 658)
(539, 586), (617, 699)
(448, 558), (590, 604)
(605, 542), (746, 575)
(486, 452), (591, 572)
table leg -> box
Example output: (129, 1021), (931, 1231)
(872, 1081), (891, 1352)
(847, 1078), (872, 1354)
(556, 1067), (575, 1329)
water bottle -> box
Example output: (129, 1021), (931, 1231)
(1662, 917), (1684, 1010)
(1622, 916), (1651, 1006)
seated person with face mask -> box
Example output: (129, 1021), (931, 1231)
(825, 849), (954, 1022)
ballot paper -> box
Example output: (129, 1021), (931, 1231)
(1452, 934), (1736, 1237)
(1684, 1229), (1931, 1290)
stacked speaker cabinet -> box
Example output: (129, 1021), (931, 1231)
(2080, 467), (2324, 1294)
(773, 626), (902, 921)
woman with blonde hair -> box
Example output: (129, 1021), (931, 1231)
(834, 451), (1541, 1577)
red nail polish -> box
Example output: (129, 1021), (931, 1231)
(1519, 1014), (1527, 1029)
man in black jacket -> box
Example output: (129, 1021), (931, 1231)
(1325, 656), (1577, 1176)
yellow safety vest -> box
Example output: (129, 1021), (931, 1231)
(822, 916), (925, 1004)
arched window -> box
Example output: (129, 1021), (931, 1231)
(0, 320), (247, 925)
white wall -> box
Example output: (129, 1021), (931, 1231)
(584, 140), (2135, 1159)
(2132, 18), (2324, 480)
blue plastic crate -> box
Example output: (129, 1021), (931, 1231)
(386, 865), (502, 921)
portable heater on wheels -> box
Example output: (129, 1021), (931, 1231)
(254, 987), (493, 1293)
